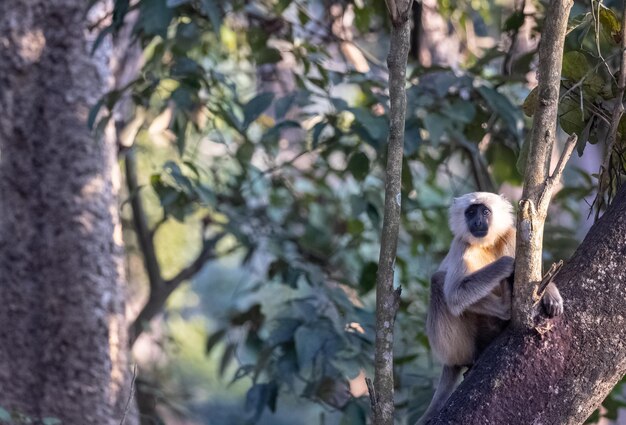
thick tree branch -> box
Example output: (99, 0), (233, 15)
(369, 1), (413, 424)
(430, 185), (626, 424)
(513, 0), (574, 328)
(125, 147), (234, 346)
(125, 149), (163, 291)
(129, 233), (228, 345)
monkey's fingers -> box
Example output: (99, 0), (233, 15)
(542, 293), (564, 317)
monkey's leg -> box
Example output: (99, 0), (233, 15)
(415, 365), (462, 425)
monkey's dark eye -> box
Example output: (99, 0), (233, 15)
(483, 209), (491, 216)
(466, 209), (475, 216)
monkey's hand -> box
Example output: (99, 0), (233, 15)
(541, 282), (564, 317)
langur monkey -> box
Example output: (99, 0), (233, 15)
(416, 192), (563, 424)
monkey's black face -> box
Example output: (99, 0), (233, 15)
(465, 203), (491, 238)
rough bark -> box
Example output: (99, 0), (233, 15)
(368, 2), (412, 424)
(0, 1), (135, 424)
(430, 185), (626, 425)
(513, 0), (574, 328)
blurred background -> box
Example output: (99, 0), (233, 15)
(91, 0), (626, 423)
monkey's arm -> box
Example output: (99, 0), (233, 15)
(466, 277), (512, 320)
(466, 293), (510, 320)
(444, 256), (514, 317)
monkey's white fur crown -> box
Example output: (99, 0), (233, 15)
(449, 192), (514, 246)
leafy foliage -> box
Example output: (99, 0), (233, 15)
(98, 0), (626, 423)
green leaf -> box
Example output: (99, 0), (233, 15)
(243, 92), (275, 128)
(219, 343), (236, 377)
(562, 51), (591, 81)
(166, 0), (190, 6)
(444, 100), (476, 124)
(268, 318), (302, 346)
(275, 93), (297, 118)
(245, 382), (279, 421)
(347, 152), (369, 181)
(136, 0), (173, 38)
(200, 0), (222, 34)
(294, 325), (325, 371)
(254, 47), (283, 65)
(205, 329), (226, 355)
(349, 107), (388, 148)
(422, 112), (450, 144)
(486, 142), (522, 185)
(599, 5), (621, 44)
(340, 401), (366, 425)
(522, 87), (538, 117)
(359, 262), (378, 294)
(559, 97), (585, 136)
(311, 121), (327, 148)
(354, 4), (372, 33)
(477, 86), (522, 137)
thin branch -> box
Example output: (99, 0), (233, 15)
(594, 3), (626, 220)
(165, 232), (227, 287)
(119, 364), (137, 425)
(502, 0), (527, 75)
(370, 1), (413, 424)
(550, 134), (578, 181)
(149, 215), (167, 241)
(452, 136), (496, 192)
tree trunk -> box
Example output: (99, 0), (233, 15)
(0, 1), (135, 424)
(430, 185), (626, 424)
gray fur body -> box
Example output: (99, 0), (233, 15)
(416, 192), (563, 424)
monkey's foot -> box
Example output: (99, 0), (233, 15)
(542, 289), (564, 317)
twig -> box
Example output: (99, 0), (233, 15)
(502, 0), (527, 75)
(538, 134), (577, 228)
(551, 134), (578, 181)
(365, 377), (377, 414)
(165, 232), (227, 287)
(119, 364), (137, 425)
(537, 260), (564, 298)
